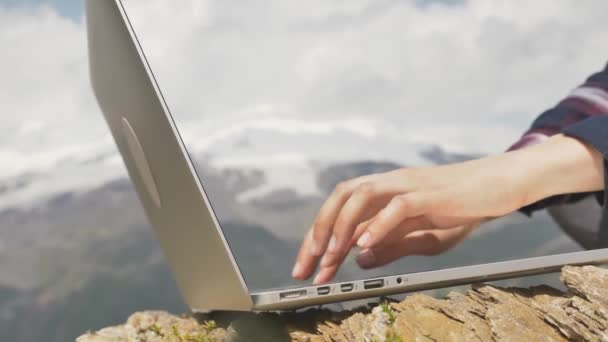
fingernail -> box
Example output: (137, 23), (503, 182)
(328, 236), (337, 252)
(357, 232), (371, 247)
(310, 239), (320, 256)
(313, 272), (324, 285)
(292, 262), (302, 278)
(356, 249), (376, 268)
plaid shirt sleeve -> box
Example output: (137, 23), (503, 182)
(508, 62), (608, 215)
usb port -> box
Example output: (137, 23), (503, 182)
(363, 279), (384, 290)
(340, 283), (354, 292)
(317, 286), (330, 295)
(280, 290), (307, 300)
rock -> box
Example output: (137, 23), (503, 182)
(76, 311), (235, 342)
(77, 265), (608, 342)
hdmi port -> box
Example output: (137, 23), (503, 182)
(280, 290), (307, 300)
(340, 283), (354, 292)
(317, 286), (330, 295)
(363, 279), (384, 290)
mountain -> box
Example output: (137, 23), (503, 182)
(0, 135), (587, 341)
(419, 145), (483, 165)
(222, 222), (301, 290)
(316, 160), (403, 195)
(0, 172), (40, 196)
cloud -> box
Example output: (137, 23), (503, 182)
(122, 0), (608, 153)
(0, 5), (107, 170)
(0, 4), (122, 208)
(2, 0), (608, 208)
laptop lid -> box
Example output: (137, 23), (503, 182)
(86, 0), (253, 311)
(116, 0), (608, 296)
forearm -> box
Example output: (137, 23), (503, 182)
(511, 134), (604, 208)
(506, 63), (608, 214)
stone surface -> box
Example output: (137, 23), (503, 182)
(77, 265), (608, 342)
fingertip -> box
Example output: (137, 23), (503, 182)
(312, 272), (325, 285)
(291, 262), (303, 279)
(313, 267), (335, 285)
(356, 231), (372, 248)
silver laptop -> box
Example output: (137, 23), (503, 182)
(85, 0), (608, 312)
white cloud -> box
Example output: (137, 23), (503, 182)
(17, 119), (44, 136)
(2, 0), (608, 208)
(0, 5), (122, 207)
(122, 0), (608, 153)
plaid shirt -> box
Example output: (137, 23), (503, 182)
(508, 63), (608, 215)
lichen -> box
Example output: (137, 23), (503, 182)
(385, 329), (403, 342)
(142, 324), (215, 342)
(148, 324), (165, 338)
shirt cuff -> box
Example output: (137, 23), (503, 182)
(507, 132), (550, 152)
(562, 115), (608, 207)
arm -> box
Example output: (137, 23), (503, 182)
(292, 64), (608, 284)
(293, 133), (605, 284)
(509, 63), (608, 214)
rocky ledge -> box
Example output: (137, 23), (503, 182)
(77, 265), (608, 341)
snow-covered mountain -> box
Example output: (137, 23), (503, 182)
(0, 119), (583, 341)
(0, 118), (479, 212)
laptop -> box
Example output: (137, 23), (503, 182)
(85, 0), (608, 312)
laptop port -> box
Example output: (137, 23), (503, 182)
(280, 290), (307, 300)
(317, 286), (330, 295)
(340, 283), (354, 292)
(363, 279), (384, 290)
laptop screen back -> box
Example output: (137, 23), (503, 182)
(120, 0), (607, 292)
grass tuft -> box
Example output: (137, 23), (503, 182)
(380, 301), (397, 325)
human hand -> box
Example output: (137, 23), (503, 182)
(292, 134), (606, 284)
(291, 154), (529, 284)
(354, 222), (480, 269)
(293, 220), (481, 283)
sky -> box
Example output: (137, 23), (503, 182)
(1, 0), (83, 19)
(2, 0), (608, 209)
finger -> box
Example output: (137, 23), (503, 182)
(374, 216), (433, 244)
(357, 193), (431, 249)
(352, 216), (432, 268)
(348, 216), (429, 251)
(372, 215), (474, 243)
(321, 200), (391, 268)
(320, 182), (382, 267)
(312, 245), (351, 285)
(356, 226), (474, 269)
(350, 218), (373, 246)
(310, 176), (374, 257)
(292, 230), (320, 280)
(315, 214), (414, 283)
(347, 202), (397, 244)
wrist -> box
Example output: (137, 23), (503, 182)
(514, 134), (604, 206)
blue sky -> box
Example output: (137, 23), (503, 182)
(1, 0), (82, 19)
